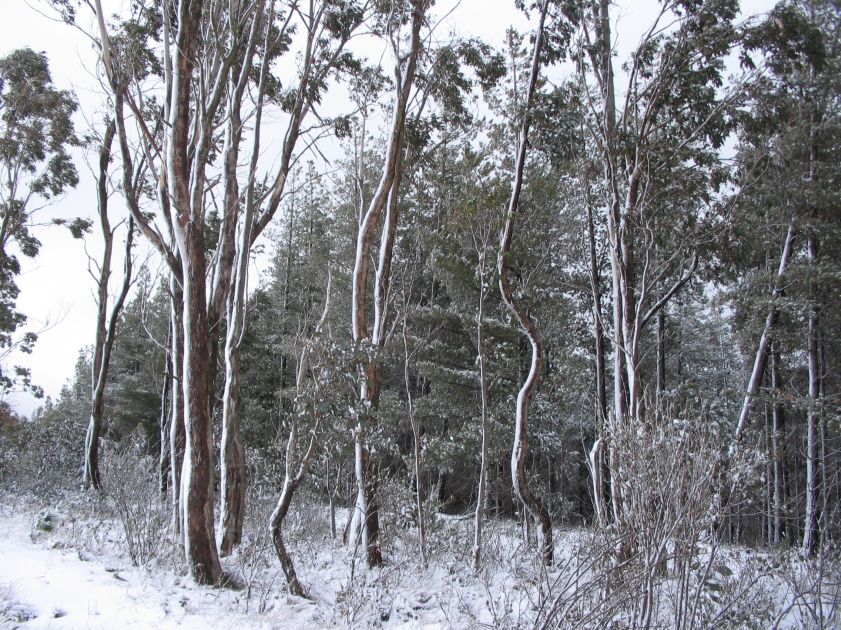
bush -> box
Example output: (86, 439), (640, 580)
(102, 442), (172, 567)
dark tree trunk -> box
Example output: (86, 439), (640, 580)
(178, 226), (221, 583)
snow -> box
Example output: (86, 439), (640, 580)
(0, 494), (558, 629)
(0, 504), (316, 629)
(0, 496), (836, 629)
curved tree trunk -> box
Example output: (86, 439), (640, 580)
(496, 0), (553, 566)
(270, 475), (307, 597)
(270, 425), (318, 598)
(270, 275), (330, 596)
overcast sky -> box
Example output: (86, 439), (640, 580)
(1, 0), (774, 417)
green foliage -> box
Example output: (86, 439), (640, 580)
(0, 48), (79, 394)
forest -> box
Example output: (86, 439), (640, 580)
(0, 0), (839, 627)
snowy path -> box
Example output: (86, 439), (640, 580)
(0, 511), (318, 629)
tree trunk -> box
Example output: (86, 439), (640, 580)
(656, 308), (666, 407)
(802, 231), (820, 556)
(177, 225), (221, 584)
(217, 36), (264, 553)
(169, 277), (186, 535)
(733, 218), (797, 447)
(159, 365), (171, 495)
(585, 190), (609, 528)
(473, 253), (490, 570)
(270, 275), (330, 597)
(83, 121), (133, 491)
(270, 470), (308, 598)
(771, 344), (784, 545)
(496, 0), (553, 566)
(219, 320), (246, 555)
(402, 317), (427, 566)
(348, 0), (424, 568)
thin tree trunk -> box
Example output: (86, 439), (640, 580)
(585, 191), (609, 528)
(402, 316), (427, 566)
(733, 218), (797, 447)
(473, 249), (490, 570)
(218, 15), (268, 552)
(159, 365), (171, 495)
(219, 295), (247, 556)
(771, 344), (784, 545)
(656, 308), (666, 407)
(270, 427), (316, 598)
(83, 122), (134, 490)
(270, 274), (330, 597)
(349, 0), (424, 568)
(169, 276), (185, 535)
(589, 0), (628, 529)
(803, 231), (820, 556)
(818, 337), (829, 550)
(496, 0), (553, 566)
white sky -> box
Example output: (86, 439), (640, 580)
(1, 0), (774, 417)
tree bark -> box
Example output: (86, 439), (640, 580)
(158, 364), (171, 496)
(585, 188), (609, 528)
(169, 276), (185, 535)
(802, 231), (820, 556)
(733, 219), (797, 447)
(167, 0), (222, 584)
(349, 0), (425, 568)
(83, 120), (118, 491)
(177, 222), (221, 584)
(496, 0), (553, 566)
(270, 274), (330, 597)
(217, 9), (267, 554)
(472, 242), (491, 570)
(402, 316), (427, 566)
(770, 344), (785, 545)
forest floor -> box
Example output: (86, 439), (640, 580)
(0, 491), (837, 629)
(0, 492), (548, 629)
(0, 504), (319, 629)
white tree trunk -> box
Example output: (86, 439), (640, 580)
(802, 231), (820, 556)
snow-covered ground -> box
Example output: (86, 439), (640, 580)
(1, 494), (837, 629)
(0, 506), (319, 629)
(0, 495), (548, 629)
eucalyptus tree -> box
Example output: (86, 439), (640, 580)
(348, 0), (426, 568)
(82, 120), (137, 490)
(495, 0), (557, 565)
(0, 48), (79, 393)
(577, 0), (746, 538)
(81, 0), (371, 579)
(87, 0), (271, 584)
(218, 0), (369, 556)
